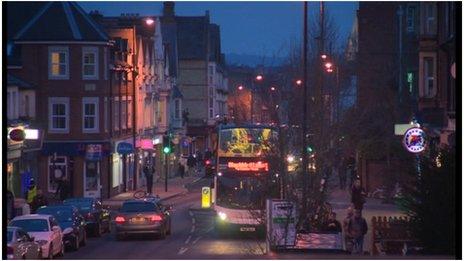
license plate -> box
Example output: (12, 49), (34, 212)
(240, 227), (255, 232)
(131, 217), (145, 223)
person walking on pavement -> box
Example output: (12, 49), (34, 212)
(144, 163), (155, 195)
(187, 153), (196, 176)
(31, 189), (48, 213)
(347, 209), (368, 254)
(26, 178), (37, 206)
(55, 177), (70, 201)
(204, 148), (212, 161)
(323, 212), (342, 233)
(351, 179), (366, 210)
(178, 162), (185, 179)
(343, 206), (355, 253)
(7, 189), (15, 221)
(339, 157), (347, 190)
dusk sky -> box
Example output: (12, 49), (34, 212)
(80, 1), (358, 58)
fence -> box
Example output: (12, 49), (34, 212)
(371, 216), (415, 255)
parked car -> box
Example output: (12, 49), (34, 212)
(7, 226), (42, 259)
(63, 197), (110, 237)
(114, 199), (172, 240)
(9, 214), (64, 259)
(37, 205), (87, 251)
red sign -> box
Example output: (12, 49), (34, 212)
(8, 128), (26, 142)
(227, 161), (269, 172)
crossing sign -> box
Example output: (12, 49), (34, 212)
(201, 187), (211, 208)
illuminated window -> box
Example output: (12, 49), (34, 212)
(48, 46), (69, 79)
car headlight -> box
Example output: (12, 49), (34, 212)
(63, 227), (73, 234)
(218, 212), (227, 221)
(36, 240), (48, 246)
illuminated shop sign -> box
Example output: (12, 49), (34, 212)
(403, 127), (426, 154)
(227, 161), (269, 172)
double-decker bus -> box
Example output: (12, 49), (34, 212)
(212, 125), (279, 234)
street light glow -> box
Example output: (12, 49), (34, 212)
(324, 62), (333, 69)
(321, 54), (327, 59)
(255, 74), (263, 81)
(270, 86), (276, 91)
(327, 68), (334, 73)
(296, 79), (303, 86)
(287, 155), (295, 163)
(237, 85), (244, 90)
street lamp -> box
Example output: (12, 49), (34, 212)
(270, 86), (276, 91)
(295, 79), (303, 86)
(321, 54), (328, 60)
(145, 18), (155, 25)
(255, 74), (263, 81)
(237, 85), (244, 91)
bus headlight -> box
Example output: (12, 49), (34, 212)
(218, 212), (227, 221)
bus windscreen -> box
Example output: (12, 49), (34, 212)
(218, 128), (278, 158)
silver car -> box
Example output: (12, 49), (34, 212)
(7, 226), (42, 260)
(114, 199), (172, 240)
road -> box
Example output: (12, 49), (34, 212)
(64, 178), (267, 259)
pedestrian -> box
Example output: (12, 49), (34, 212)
(347, 209), (368, 254)
(30, 189), (48, 213)
(204, 148), (212, 161)
(339, 166), (347, 190)
(178, 162), (185, 179)
(7, 189), (15, 221)
(196, 150), (203, 173)
(144, 163), (155, 195)
(26, 178), (37, 206)
(323, 212), (342, 233)
(343, 206), (354, 253)
(55, 177), (70, 201)
(351, 179), (366, 210)
(187, 153), (196, 176)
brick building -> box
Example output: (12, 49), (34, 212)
(8, 2), (114, 199)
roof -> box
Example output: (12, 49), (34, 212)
(7, 74), (35, 89)
(11, 214), (53, 220)
(13, 2), (108, 42)
(176, 16), (208, 60)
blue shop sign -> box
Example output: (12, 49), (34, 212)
(117, 142), (134, 155)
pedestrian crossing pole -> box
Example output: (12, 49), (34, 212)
(165, 153), (168, 192)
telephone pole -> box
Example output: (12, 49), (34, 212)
(301, 1), (309, 221)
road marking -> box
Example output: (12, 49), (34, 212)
(190, 226), (195, 233)
(177, 247), (189, 255)
(192, 236), (202, 244)
(184, 235), (192, 244)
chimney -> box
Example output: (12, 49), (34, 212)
(163, 2), (175, 17)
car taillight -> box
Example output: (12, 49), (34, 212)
(115, 216), (125, 224)
(150, 215), (162, 222)
(205, 160), (211, 165)
(7, 246), (13, 255)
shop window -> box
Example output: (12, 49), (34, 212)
(48, 156), (67, 193)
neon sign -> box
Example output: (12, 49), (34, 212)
(227, 161), (269, 172)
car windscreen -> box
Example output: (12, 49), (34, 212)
(37, 208), (73, 222)
(7, 230), (13, 242)
(121, 202), (158, 213)
(9, 219), (49, 232)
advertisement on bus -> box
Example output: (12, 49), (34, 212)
(218, 128), (278, 158)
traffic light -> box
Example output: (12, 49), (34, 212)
(162, 135), (171, 154)
(306, 146), (313, 153)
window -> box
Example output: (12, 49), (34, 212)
(82, 97), (99, 133)
(174, 99), (181, 119)
(82, 47), (99, 80)
(121, 98), (127, 129)
(419, 53), (437, 98)
(49, 97), (69, 132)
(406, 6), (415, 33)
(48, 46), (69, 79)
(104, 47), (108, 80)
(407, 72), (414, 93)
(114, 98), (119, 131)
(7, 88), (19, 120)
(127, 98), (132, 128)
(421, 3), (437, 36)
(104, 98), (108, 133)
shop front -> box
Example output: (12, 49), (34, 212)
(40, 142), (111, 199)
(110, 138), (135, 196)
